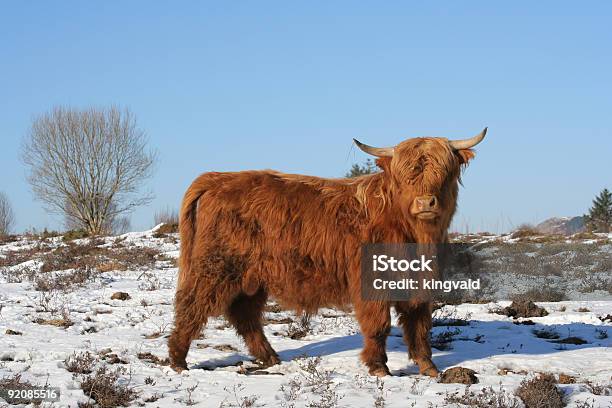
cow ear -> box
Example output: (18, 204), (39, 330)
(456, 149), (476, 165)
(375, 157), (392, 172)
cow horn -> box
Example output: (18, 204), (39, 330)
(353, 139), (394, 157)
(448, 127), (487, 150)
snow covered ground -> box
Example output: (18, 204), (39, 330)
(0, 228), (610, 407)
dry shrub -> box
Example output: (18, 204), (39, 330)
(0, 243), (48, 268)
(79, 366), (137, 408)
(433, 308), (471, 327)
(499, 300), (548, 318)
(154, 207), (178, 226)
(0, 264), (38, 283)
(153, 223), (178, 237)
(0, 234), (19, 244)
(153, 208), (179, 237)
(0, 373), (51, 405)
(34, 268), (95, 291)
(137, 352), (170, 366)
(578, 275), (612, 294)
(293, 356), (342, 408)
(34, 315), (74, 328)
(265, 302), (283, 313)
(62, 229), (90, 241)
(65, 351), (96, 374)
(444, 383), (521, 408)
(582, 380), (612, 396)
(511, 225), (540, 239)
(594, 328), (608, 339)
(40, 240), (105, 272)
(513, 287), (568, 302)
(431, 328), (462, 350)
(515, 373), (564, 408)
(552, 336), (587, 345)
(574, 399), (596, 408)
(532, 328), (560, 340)
(572, 231), (599, 240)
(40, 240), (161, 273)
(285, 314), (312, 340)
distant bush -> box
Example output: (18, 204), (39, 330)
(511, 286), (568, 302)
(153, 207), (178, 236)
(40, 240), (162, 274)
(63, 229), (90, 241)
(511, 224), (540, 239)
(154, 207), (178, 226)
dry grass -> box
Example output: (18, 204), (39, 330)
(33, 315), (74, 328)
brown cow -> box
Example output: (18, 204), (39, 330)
(168, 128), (487, 377)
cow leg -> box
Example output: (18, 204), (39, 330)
(169, 267), (243, 372)
(168, 282), (208, 372)
(395, 301), (439, 377)
(226, 288), (280, 367)
(355, 300), (391, 376)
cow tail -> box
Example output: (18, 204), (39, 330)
(177, 178), (207, 288)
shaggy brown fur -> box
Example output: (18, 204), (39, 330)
(168, 136), (478, 377)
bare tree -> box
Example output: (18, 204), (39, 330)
(0, 192), (15, 236)
(21, 106), (157, 235)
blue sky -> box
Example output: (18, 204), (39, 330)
(1, 1), (610, 233)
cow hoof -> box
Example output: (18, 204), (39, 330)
(368, 365), (391, 377)
(257, 354), (281, 368)
(420, 366), (439, 378)
(170, 362), (188, 373)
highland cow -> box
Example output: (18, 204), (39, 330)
(168, 128), (487, 377)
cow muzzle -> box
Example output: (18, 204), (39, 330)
(411, 195), (439, 220)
